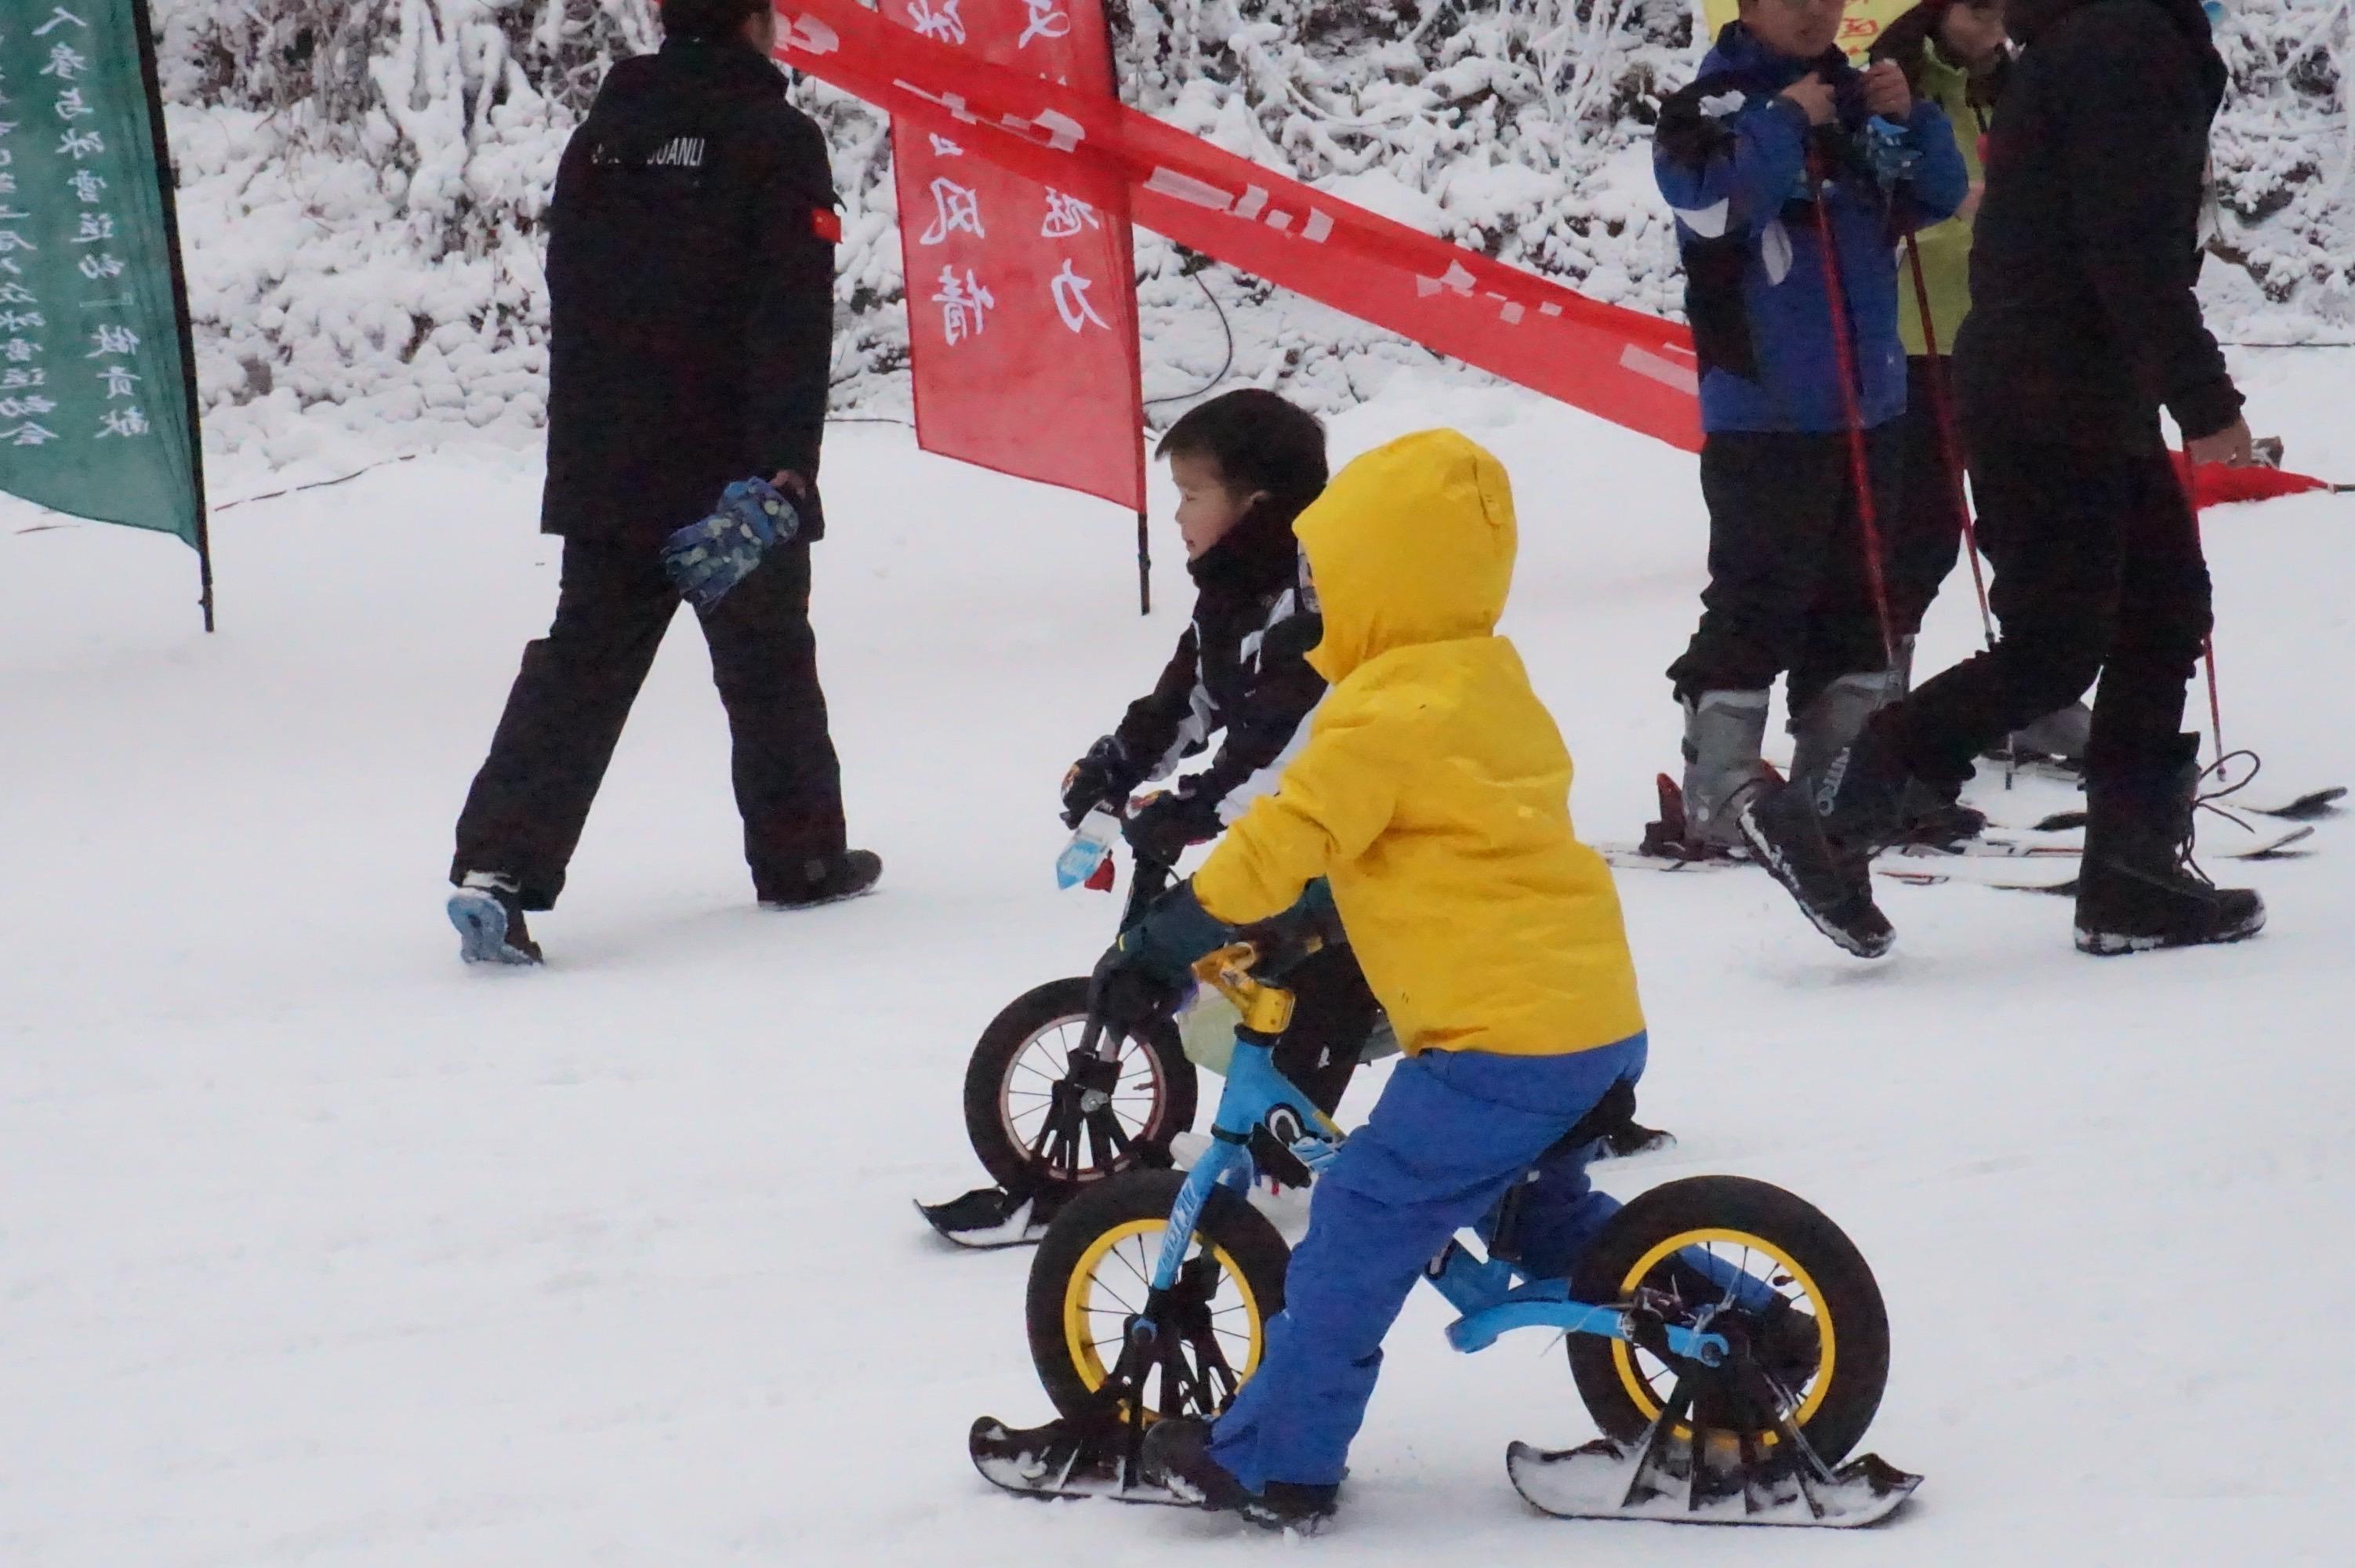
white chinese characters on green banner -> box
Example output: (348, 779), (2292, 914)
(0, 2), (201, 552)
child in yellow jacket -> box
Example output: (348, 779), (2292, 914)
(1091, 429), (1649, 1529)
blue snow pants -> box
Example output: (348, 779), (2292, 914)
(1206, 1032), (1648, 1491)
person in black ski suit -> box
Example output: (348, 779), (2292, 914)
(1740, 0), (2264, 960)
(446, 0), (876, 965)
(1060, 390), (1374, 1118)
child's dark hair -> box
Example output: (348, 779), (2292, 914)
(662, 0), (767, 40)
(1156, 390), (1328, 515)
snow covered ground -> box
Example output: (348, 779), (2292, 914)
(6, 353), (2354, 1566)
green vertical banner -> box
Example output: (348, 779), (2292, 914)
(0, 0), (212, 628)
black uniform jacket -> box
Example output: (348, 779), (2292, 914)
(1955, 0), (2241, 453)
(542, 37), (837, 546)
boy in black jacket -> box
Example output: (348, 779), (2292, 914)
(1059, 390), (1376, 1122)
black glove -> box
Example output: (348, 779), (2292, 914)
(1123, 790), (1222, 866)
(1089, 880), (1232, 1029)
(1061, 735), (1134, 829)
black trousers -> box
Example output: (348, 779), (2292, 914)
(1885, 357), (1970, 641)
(1882, 437), (2212, 789)
(452, 537), (845, 909)
(1272, 945), (1382, 1120)
(1666, 426), (1903, 717)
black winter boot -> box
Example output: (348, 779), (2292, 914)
(1736, 723), (1930, 959)
(2074, 736), (2266, 956)
(758, 850), (884, 909)
(1141, 1417), (1337, 1533)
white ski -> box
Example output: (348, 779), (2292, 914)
(1506, 1436), (1919, 1529)
(1600, 822), (2314, 878)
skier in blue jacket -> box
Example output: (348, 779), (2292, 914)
(1652, 0), (1967, 853)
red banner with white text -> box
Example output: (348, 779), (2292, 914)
(884, 0), (1145, 510)
(776, 0), (1701, 453)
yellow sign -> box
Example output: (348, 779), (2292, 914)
(1696, 0), (1920, 62)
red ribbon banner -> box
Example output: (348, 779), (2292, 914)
(778, 0), (1702, 454)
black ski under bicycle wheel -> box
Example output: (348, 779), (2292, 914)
(963, 976), (1196, 1194)
(1025, 1169), (1290, 1425)
(1566, 1175), (1891, 1466)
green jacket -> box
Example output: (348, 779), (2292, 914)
(1896, 42), (1987, 358)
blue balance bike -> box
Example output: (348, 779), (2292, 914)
(971, 938), (1919, 1528)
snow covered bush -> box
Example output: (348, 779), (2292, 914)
(154, 0), (2355, 459)
(2208, 0), (2355, 333)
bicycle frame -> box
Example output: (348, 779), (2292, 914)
(1011, 858), (1178, 1184)
(1144, 946), (1737, 1370)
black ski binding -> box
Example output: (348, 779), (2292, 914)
(1508, 1310), (1919, 1528)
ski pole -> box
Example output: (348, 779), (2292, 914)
(1902, 226), (2016, 788)
(2203, 631), (2226, 758)
(1901, 229), (1996, 650)
(1807, 160), (1899, 673)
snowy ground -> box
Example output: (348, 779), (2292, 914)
(7, 354), (2354, 1566)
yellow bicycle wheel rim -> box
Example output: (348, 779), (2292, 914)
(1061, 1217), (1267, 1408)
(1608, 1226), (1835, 1442)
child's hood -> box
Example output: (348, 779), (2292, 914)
(1297, 429), (1517, 684)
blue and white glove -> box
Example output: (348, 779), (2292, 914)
(659, 477), (801, 613)
(1860, 115), (1921, 191)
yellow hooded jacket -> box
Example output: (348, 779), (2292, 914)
(1191, 430), (1646, 1058)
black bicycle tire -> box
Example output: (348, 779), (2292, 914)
(1024, 1168), (1290, 1425)
(962, 976), (1198, 1192)
(1566, 1174), (1891, 1465)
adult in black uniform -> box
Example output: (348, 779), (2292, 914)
(1740, 0), (2263, 960)
(447, 0), (876, 965)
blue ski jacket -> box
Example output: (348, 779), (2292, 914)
(1654, 24), (1969, 434)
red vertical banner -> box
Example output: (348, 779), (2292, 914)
(883, 0), (1145, 510)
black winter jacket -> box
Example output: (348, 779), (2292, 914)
(1954, 0), (2241, 452)
(541, 38), (837, 547)
(1111, 503), (1325, 824)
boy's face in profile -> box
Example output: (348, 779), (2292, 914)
(1169, 451), (1266, 561)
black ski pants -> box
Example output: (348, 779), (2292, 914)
(452, 536), (845, 909)
(1666, 426), (1902, 717)
(1273, 946), (1382, 1120)
(1880, 437), (2212, 789)
(1885, 357), (1970, 642)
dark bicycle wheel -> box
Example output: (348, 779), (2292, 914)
(962, 976), (1198, 1195)
(1566, 1175), (1891, 1466)
(1024, 1168), (1291, 1425)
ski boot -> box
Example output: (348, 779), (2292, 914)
(1654, 690), (1774, 858)
(1794, 670), (1981, 847)
(758, 849), (883, 909)
(2074, 734), (2266, 955)
(1600, 1117), (1678, 1160)
(1788, 671), (1888, 789)
(1736, 724), (1932, 959)
(1141, 1417), (1337, 1534)
(1985, 700), (2092, 782)
(448, 872), (542, 966)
